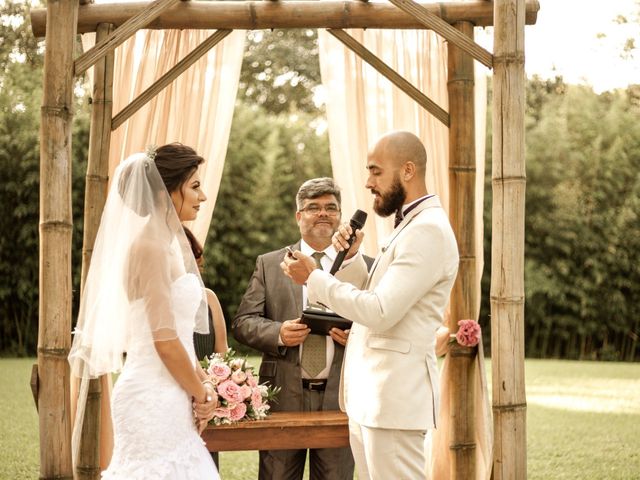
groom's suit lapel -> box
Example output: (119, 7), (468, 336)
(365, 198), (436, 289)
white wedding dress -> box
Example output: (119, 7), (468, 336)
(103, 274), (220, 479)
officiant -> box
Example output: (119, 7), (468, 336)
(232, 177), (372, 480)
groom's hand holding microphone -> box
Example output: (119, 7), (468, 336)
(281, 210), (366, 285)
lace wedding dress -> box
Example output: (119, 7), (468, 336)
(103, 274), (220, 479)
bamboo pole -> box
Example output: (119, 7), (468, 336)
(38, 1), (79, 478)
(447, 20), (478, 479)
(449, 344), (478, 477)
(74, 0), (182, 76)
(327, 29), (449, 127)
(491, 0), (527, 478)
(112, 29), (232, 130)
(388, 0), (492, 68)
(75, 22), (115, 480)
(30, 0), (541, 36)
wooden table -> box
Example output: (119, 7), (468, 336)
(202, 411), (349, 452)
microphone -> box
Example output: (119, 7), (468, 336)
(329, 209), (367, 275)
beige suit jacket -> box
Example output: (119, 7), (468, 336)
(308, 196), (459, 430)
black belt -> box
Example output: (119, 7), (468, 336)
(302, 379), (327, 391)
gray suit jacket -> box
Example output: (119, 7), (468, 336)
(233, 241), (373, 413)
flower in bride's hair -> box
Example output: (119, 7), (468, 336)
(145, 144), (158, 161)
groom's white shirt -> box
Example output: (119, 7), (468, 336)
(307, 195), (459, 430)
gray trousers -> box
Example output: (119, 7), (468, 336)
(258, 389), (354, 480)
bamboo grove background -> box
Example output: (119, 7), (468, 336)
(1, 4), (639, 361)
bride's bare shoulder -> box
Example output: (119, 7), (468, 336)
(129, 235), (169, 259)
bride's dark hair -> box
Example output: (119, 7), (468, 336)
(154, 142), (205, 194)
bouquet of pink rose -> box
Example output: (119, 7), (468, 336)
(200, 349), (280, 425)
(450, 319), (482, 347)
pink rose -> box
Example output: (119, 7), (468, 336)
(231, 369), (247, 385)
(209, 363), (231, 381)
(240, 385), (253, 401)
(213, 407), (231, 419)
(229, 402), (247, 421)
(251, 388), (263, 408)
(245, 371), (258, 388)
(217, 380), (244, 403)
(455, 319), (481, 347)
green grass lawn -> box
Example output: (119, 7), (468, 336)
(2, 357), (639, 479)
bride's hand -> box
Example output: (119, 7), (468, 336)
(197, 418), (209, 435)
(193, 385), (218, 425)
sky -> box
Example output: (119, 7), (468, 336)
(479, 0), (640, 93)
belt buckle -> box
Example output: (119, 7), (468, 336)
(305, 379), (326, 391)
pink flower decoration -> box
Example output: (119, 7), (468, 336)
(213, 407), (231, 419)
(245, 371), (258, 388)
(210, 363), (231, 381)
(240, 385), (253, 401)
(231, 369), (247, 385)
(229, 402), (247, 421)
(455, 319), (481, 347)
(251, 388), (263, 408)
(217, 380), (244, 404)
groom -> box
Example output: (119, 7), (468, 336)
(283, 131), (459, 479)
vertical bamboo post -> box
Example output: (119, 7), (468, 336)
(76, 22), (115, 480)
(38, 1), (79, 478)
(491, 0), (527, 478)
(447, 20), (478, 479)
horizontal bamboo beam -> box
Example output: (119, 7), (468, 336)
(328, 28), (449, 127)
(74, 0), (182, 76)
(30, 1), (540, 37)
(389, 0), (493, 68)
(111, 29), (232, 130)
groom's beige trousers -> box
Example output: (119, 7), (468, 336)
(349, 418), (427, 480)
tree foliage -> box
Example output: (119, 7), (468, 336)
(0, 3), (89, 355)
(1, 7), (638, 362)
(202, 102), (330, 324)
(481, 76), (640, 361)
(238, 29), (323, 116)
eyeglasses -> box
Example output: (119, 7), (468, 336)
(299, 203), (341, 216)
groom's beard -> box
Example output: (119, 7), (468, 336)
(372, 175), (406, 217)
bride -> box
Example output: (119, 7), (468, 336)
(69, 143), (220, 479)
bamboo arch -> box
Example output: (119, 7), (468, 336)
(31, 1), (537, 479)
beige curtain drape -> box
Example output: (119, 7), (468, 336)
(78, 22), (245, 469)
(318, 28), (492, 479)
(106, 28), (246, 246)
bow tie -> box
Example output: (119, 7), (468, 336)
(394, 210), (403, 228)
(393, 195), (433, 228)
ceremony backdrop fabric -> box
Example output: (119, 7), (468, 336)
(103, 28), (245, 246)
(318, 28), (492, 479)
(78, 20), (245, 468)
